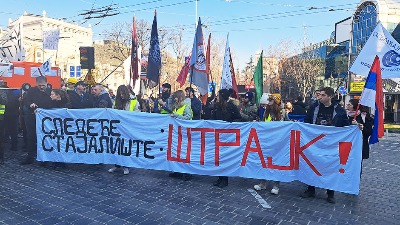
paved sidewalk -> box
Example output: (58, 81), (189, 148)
(0, 137), (399, 225)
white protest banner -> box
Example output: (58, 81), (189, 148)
(36, 108), (363, 194)
(0, 23), (25, 63)
(43, 29), (60, 50)
(350, 22), (400, 78)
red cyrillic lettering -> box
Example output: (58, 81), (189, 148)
(241, 128), (266, 168)
(215, 129), (240, 166)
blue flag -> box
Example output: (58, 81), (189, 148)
(146, 11), (161, 87)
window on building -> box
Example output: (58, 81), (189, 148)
(352, 2), (377, 56)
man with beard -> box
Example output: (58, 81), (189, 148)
(154, 83), (172, 114)
(20, 76), (53, 165)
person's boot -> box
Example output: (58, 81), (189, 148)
(300, 186), (315, 198)
(182, 173), (192, 181)
(218, 177), (228, 188)
(213, 177), (222, 186)
(326, 190), (335, 203)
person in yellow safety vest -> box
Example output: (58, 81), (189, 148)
(169, 90), (193, 180)
(170, 90), (193, 120)
(253, 93), (289, 195)
(0, 80), (8, 163)
(108, 85), (140, 175)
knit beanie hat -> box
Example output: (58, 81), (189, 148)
(245, 92), (254, 101)
(259, 93), (269, 105)
(270, 93), (281, 105)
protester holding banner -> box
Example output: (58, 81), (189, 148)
(108, 85), (141, 175)
(0, 82), (8, 163)
(4, 88), (20, 152)
(169, 90), (193, 180)
(300, 87), (350, 203)
(346, 99), (373, 163)
(50, 89), (70, 108)
(20, 76), (53, 165)
(212, 89), (242, 188)
(254, 93), (288, 195)
(92, 84), (112, 108)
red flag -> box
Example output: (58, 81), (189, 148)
(201, 33), (212, 105)
(375, 58), (384, 140)
(130, 16), (139, 88)
(359, 55), (384, 144)
(176, 55), (191, 87)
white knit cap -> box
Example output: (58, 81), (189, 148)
(259, 93), (269, 105)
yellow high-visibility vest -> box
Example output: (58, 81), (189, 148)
(173, 104), (193, 120)
(0, 104), (5, 115)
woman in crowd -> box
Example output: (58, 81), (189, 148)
(168, 90), (193, 180)
(108, 85), (140, 175)
(50, 89), (70, 108)
(254, 93), (288, 195)
(211, 89), (242, 188)
(346, 99), (373, 173)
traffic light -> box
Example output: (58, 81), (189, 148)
(79, 46), (95, 69)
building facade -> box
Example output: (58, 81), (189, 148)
(8, 11), (93, 80)
(348, 0), (400, 123)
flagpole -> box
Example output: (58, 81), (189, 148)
(195, 0), (198, 27)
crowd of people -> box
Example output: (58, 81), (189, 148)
(0, 76), (372, 204)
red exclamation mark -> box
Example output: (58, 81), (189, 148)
(338, 142), (352, 173)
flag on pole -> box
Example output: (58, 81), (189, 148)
(349, 22), (400, 78)
(201, 33), (212, 104)
(130, 16), (139, 88)
(176, 55), (191, 87)
(38, 58), (52, 75)
(206, 33), (212, 82)
(0, 22), (25, 62)
(189, 17), (208, 95)
(359, 55), (384, 144)
(253, 51), (264, 105)
(146, 10), (161, 88)
(220, 33), (238, 98)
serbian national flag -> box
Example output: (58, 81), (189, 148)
(176, 55), (191, 87)
(359, 55), (384, 144)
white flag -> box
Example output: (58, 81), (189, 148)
(349, 22), (400, 78)
(43, 29), (60, 50)
(221, 34), (233, 90)
(0, 22), (25, 63)
(39, 58), (51, 75)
